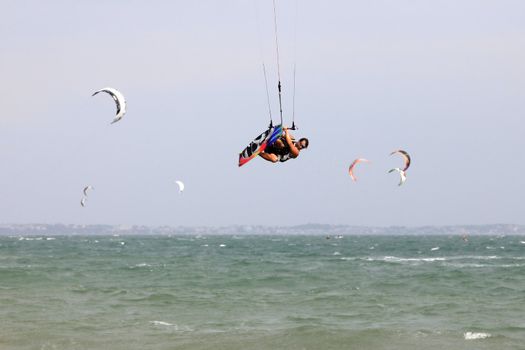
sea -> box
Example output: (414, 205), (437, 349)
(1, 234), (524, 350)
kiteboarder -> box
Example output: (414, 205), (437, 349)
(259, 127), (308, 163)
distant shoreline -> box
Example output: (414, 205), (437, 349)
(1, 223), (524, 236)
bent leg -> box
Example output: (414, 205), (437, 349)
(259, 152), (278, 163)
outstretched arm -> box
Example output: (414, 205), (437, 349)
(283, 128), (300, 158)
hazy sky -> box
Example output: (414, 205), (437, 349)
(1, 0), (524, 226)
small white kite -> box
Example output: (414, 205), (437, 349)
(83, 185), (94, 197)
(175, 180), (185, 194)
(388, 168), (407, 186)
(92, 87), (127, 124)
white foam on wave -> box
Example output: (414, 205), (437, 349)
(151, 320), (173, 326)
(464, 332), (491, 340)
(430, 247), (440, 251)
(340, 255), (516, 265)
(219, 244), (226, 247)
(150, 321), (193, 331)
(444, 263), (489, 268)
(520, 241), (525, 244)
(474, 255), (499, 260)
(135, 263), (151, 267)
(383, 256), (446, 262)
(339, 256), (448, 263)
(444, 260), (525, 268)
(444, 255), (500, 261)
(333, 251), (341, 256)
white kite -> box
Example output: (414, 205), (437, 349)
(83, 185), (94, 197)
(388, 168), (406, 186)
(92, 87), (127, 124)
(175, 180), (185, 194)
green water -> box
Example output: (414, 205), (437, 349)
(1, 234), (524, 349)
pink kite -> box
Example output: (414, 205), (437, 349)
(348, 158), (370, 182)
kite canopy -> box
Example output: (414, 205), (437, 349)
(348, 158), (370, 182)
(390, 150), (411, 172)
(239, 124), (283, 167)
(92, 87), (127, 124)
(175, 180), (185, 193)
(80, 185), (94, 207)
(388, 168), (407, 186)
(83, 185), (94, 197)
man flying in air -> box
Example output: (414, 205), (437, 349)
(259, 127), (309, 163)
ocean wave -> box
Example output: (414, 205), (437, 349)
(338, 256), (447, 263)
(384, 256), (446, 262)
(441, 262), (525, 268)
(340, 255), (514, 264)
(125, 262), (161, 271)
(464, 332), (491, 340)
(151, 320), (174, 326)
(124, 293), (176, 303)
(353, 256), (448, 263)
(150, 320), (193, 331)
(128, 263), (153, 269)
